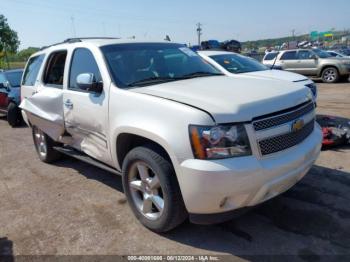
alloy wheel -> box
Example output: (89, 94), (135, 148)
(128, 161), (164, 220)
(33, 127), (47, 157)
(323, 69), (336, 82)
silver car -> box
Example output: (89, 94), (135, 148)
(263, 49), (350, 83)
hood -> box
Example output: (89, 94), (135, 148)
(243, 70), (308, 82)
(131, 76), (312, 123)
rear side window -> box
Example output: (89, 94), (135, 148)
(22, 54), (45, 86)
(264, 52), (278, 60)
(280, 51), (297, 60)
(43, 51), (67, 88)
(69, 48), (102, 91)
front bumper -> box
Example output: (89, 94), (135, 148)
(178, 124), (322, 218)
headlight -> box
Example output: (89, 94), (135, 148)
(305, 83), (317, 97)
(189, 124), (252, 159)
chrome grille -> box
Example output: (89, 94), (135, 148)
(253, 102), (314, 131)
(258, 120), (315, 156)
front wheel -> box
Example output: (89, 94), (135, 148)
(122, 146), (187, 232)
(32, 126), (62, 163)
(321, 67), (339, 83)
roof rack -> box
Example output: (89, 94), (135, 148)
(40, 37), (120, 51)
(63, 37), (120, 43)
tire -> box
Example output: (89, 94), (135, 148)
(32, 126), (62, 163)
(122, 145), (187, 232)
(7, 102), (22, 127)
(321, 67), (339, 83)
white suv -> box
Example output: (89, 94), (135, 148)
(20, 38), (322, 232)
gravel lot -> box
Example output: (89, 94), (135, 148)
(0, 82), (349, 260)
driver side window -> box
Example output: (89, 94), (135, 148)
(298, 51), (313, 60)
(69, 48), (102, 91)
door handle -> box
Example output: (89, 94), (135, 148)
(64, 99), (73, 109)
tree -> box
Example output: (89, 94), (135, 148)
(17, 47), (40, 61)
(0, 14), (20, 69)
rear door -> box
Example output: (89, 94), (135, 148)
(279, 51), (298, 72)
(21, 54), (45, 101)
(21, 50), (67, 140)
(0, 73), (9, 112)
(63, 47), (110, 163)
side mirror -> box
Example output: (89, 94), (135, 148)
(76, 73), (103, 93)
(311, 54), (318, 60)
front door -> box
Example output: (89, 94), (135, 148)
(63, 47), (110, 163)
(295, 50), (318, 76)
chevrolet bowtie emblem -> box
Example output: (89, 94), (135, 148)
(291, 119), (305, 132)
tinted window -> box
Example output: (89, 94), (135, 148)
(44, 51), (67, 87)
(69, 48), (102, 90)
(22, 54), (45, 86)
(211, 54), (268, 74)
(4, 71), (23, 87)
(101, 43), (221, 88)
(264, 52), (279, 60)
(298, 50), (313, 60)
(280, 51), (297, 60)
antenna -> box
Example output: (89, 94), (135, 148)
(271, 52), (279, 70)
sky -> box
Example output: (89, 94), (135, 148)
(1, 0), (350, 49)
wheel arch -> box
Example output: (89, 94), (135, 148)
(319, 65), (340, 77)
(113, 130), (179, 173)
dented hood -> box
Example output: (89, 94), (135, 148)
(132, 76), (312, 123)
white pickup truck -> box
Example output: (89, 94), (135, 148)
(20, 38), (322, 232)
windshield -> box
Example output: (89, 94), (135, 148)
(312, 49), (332, 58)
(4, 71), (23, 87)
(210, 54), (269, 74)
(101, 43), (222, 88)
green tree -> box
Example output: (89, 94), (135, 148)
(0, 14), (20, 69)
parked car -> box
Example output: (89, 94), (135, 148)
(201, 40), (221, 50)
(20, 38), (322, 232)
(262, 48), (350, 83)
(326, 50), (350, 58)
(198, 50), (317, 102)
(220, 40), (242, 53)
(0, 69), (24, 127)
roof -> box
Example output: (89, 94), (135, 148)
(39, 37), (174, 51)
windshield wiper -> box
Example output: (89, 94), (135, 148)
(178, 71), (224, 79)
(127, 77), (177, 87)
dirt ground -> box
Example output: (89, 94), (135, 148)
(0, 82), (349, 260)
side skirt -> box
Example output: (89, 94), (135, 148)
(53, 146), (122, 176)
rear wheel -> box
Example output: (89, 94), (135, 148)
(7, 102), (22, 127)
(321, 67), (339, 83)
(122, 146), (187, 232)
(32, 126), (62, 163)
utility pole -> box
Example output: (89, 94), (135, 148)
(71, 16), (76, 37)
(291, 29), (296, 41)
(196, 23), (202, 47)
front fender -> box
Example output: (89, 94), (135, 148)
(108, 87), (215, 172)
